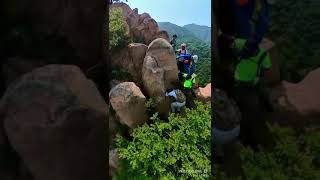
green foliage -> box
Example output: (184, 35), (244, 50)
(238, 124), (320, 180)
(115, 158), (154, 180)
(268, 0), (320, 82)
(116, 102), (211, 179)
(109, 8), (131, 51)
(145, 97), (159, 117)
(110, 65), (134, 81)
(196, 58), (211, 87)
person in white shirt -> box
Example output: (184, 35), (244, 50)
(165, 89), (186, 113)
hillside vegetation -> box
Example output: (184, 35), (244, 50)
(184, 23), (211, 43)
(268, 0), (320, 82)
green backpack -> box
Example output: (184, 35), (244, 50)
(174, 89), (186, 103)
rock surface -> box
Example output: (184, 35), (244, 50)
(110, 3), (169, 45)
(109, 149), (119, 176)
(144, 38), (179, 94)
(276, 68), (320, 117)
(0, 65), (108, 180)
(111, 43), (148, 82)
(109, 82), (148, 128)
(196, 83), (211, 103)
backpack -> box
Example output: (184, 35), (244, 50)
(174, 89), (186, 103)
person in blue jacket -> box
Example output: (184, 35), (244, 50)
(183, 55), (196, 80)
(233, 0), (274, 45)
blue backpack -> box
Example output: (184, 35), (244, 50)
(178, 53), (192, 61)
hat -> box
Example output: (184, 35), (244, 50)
(192, 55), (198, 63)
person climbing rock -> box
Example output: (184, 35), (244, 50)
(183, 54), (197, 80)
(165, 89), (186, 113)
(170, 34), (178, 50)
(176, 43), (189, 55)
(231, 37), (273, 147)
(217, 0), (273, 64)
(233, 0), (274, 45)
(176, 44), (191, 81)
(182, 55), (198, 100)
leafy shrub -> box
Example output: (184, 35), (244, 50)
(116, 101), (211, 179)
(109, 8), (131, 50)
(145, 97), (159, 117)
(239, 124), (320, 180)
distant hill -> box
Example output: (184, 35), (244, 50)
(158, 22), (200, 42)
(183, 23), (211, 43)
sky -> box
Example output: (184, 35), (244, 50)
(126, 0), (211, 27)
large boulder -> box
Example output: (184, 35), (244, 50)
(109, 82), (148, 128)
(144, 38), (179, 94)
(259, 38), (281, 86)
(275, 68), (320, 121)
(196, 83), (211, 103)
(0, 65), (108, 180)
(111, 43), (148, 82)
(142, 56), (166, 97)
(142, 38), (178, 118)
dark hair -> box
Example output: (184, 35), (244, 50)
(173, 34), (177, 38)
(166, 88), (173, 93)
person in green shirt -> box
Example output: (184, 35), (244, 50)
(233, 38), (272, 86)
(232, 38), (273, 147)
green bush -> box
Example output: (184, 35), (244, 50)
(145, 97), (159, 117)
(239, 124), (320, 180)
(109, 8), (131, 50)
(116, 101), (211, 179)
(268, 0), (320, 82)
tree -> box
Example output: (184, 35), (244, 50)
(109, 8), (130, 51)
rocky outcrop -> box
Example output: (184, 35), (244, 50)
(275, 68), (320, 120)
(0, 65), (108, 180)
(142, 38), (179, 118)
(259, 38), (281, 86)
(110, 3), (169, 45)
(109, 82), (148, 128)
(111, 43), (148, 82)
(196, 83), (211, 103)
(144, 38), (179, 93)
